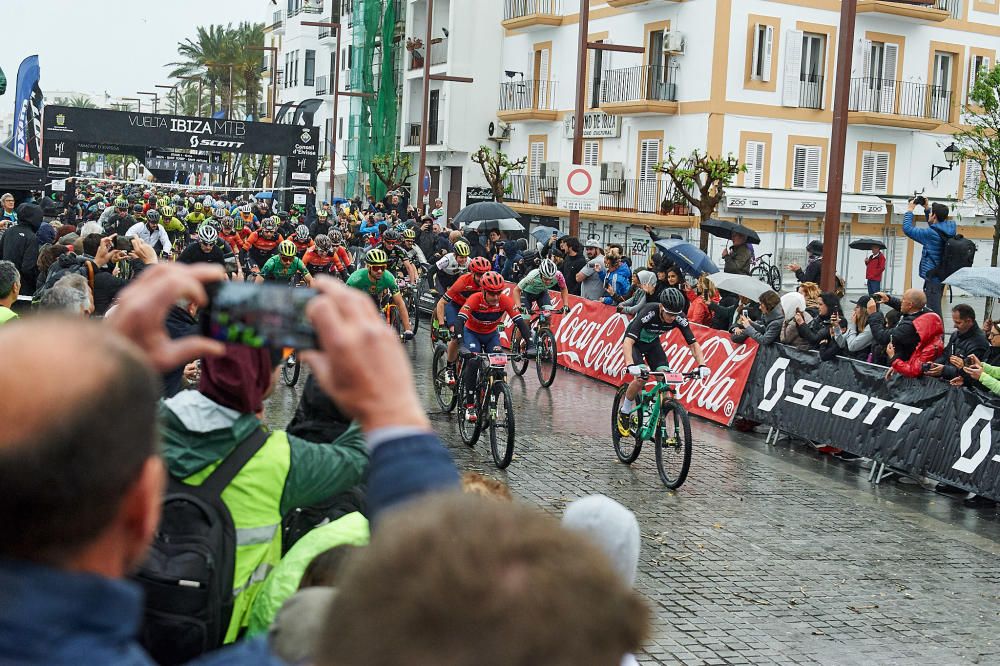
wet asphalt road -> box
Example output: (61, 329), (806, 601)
(264, 332), (1000, 666)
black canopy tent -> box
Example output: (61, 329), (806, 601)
(0, 143), (45, 191)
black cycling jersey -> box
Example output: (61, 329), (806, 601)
(625, 303), (696, 345)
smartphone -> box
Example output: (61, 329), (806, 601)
(200, 281), (318, 350)
(114, 236), (133, 251)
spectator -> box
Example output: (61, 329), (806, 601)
(868, 289), (944, 378)
(731, 290), (782, 345)
(794, 291), (842, 356)
(0, 260), (20, 324)
(83, 234), (158, 316)
(865, 244), (887, 295)
(983, 318), (1000, 365)
(687, 274), (717, 326)
(560, 236), (586, 296)
(779, 291), (813, 351)
(964, 355), (1000, 397)
(607, 242), (632, 269)
(0, 192), (16, 224)
(869, 308), (900, 366)
(798, 281), (822, 317)
(601, 247), (632, 306)
(617, 270), (656, 316)
(721, 232), (752, 275)
(787, 240), (823, 285)
(315, 493), (649, 666)
(832, 295), (875, 361)
(576, 239), (605, 301)
(903, 199), (955, 316)
(0, 202), (42, 296)
(924, 303), (989, 387)
(36, 242), (69, 285)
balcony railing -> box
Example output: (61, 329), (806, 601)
(505, 174), (678, 215)
(799, 73), (824, 109)
(934, 0), (962, 18)
(601, 65), (678, 104)
(406, 121), (444, 147)
(288, 3), (323, 18)
(270, 10), (284, 30)
(316, 75), (329, 95)
(503, 0), (561, 20)
(499, 80), (558, 112)
(408, 39), (448, 71)
(848, 77), (953, 121)
(319, 18), (334, 39)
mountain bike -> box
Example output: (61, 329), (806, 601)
(281, 348), (300, 386)
(431, 328), (460, 412)
(509, 304), (562, 387)
(611, 366), (702, 489)
(749, 252), (781, 291)
(398, 274), (423, 336)
(457, 350), (520, 469)
(379, 289), (405, 342)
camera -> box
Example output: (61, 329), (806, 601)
(921, 362), (932, 373)
(114, 236), (134, 251)
(913, 195), (927, 207)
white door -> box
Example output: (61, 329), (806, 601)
(637, 138), (661, 213)
(932, 52), (953, 121)
(528, 141), (545, 204)
(799, 33), (824, 108)
(744, 141), (765, 188)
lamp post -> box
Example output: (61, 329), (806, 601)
(155, 84), (179, 114)
(931, 143), (961, 181)
(137, 91), (159, 114)
(302, 20), (344, 200)
(177, 75), (204, 115)
(248, 45), (280, 121)
(205, 63), (235, 119)
(120, 97), (141, 112)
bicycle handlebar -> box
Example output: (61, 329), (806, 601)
(627, 365), (706, 381)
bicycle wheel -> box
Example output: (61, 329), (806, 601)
(655, 401), (693, 490)
(458, 381), (483, 447)
(768, 265), (782, 291)
(749, 264), (769, 285)
(432, 345), (458, 412)
(611, 385), (643, 464)
(388, 305), (404, 341)
(281, 352), (300, 387)
(509, 329), (529, 376)
(489, 382), (516, 469)
(535, 329), (559, 388)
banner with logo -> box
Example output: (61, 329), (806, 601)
(7, 55), (41, 162)
(499, 287), (759, 425)
(738, 343), (1000, 500)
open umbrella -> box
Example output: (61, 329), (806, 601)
(848, 237), (887, 250)
(944, 267), (1000, 298)
(708, 272), (773, 301)
(452, 200), (520, 226)
(700, 219), (761, 245)
(530, 226), (561, 245)
(254, 191), (274, 199)
(465, 218), (525, 232)
(654, 239), (719, 276)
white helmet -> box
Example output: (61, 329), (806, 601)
(198, 223), (219, 245)
(539, 258), (558, 280)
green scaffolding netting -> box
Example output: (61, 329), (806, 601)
(344, 0), (399, 201)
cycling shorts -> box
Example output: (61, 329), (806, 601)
(631, 339), (668, 372)
(520, 290), (551, 312)
(463, 329), (501, 354)
(445, 301), (461, 328)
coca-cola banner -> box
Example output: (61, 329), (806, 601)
(501, 287), (759, 425)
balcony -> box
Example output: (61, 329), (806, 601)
(607, 0), (684, 6)
(318, 18), (335, 39)
(600, 65), (679, 116)
(288, 3), (323, 18)
(269, 9), (284, 33)
(856, 0), (950, 22)
(799, 74), (824, 110)
(505, 174), (679, 215)
(497, 80), (558, 121)
(848, 77), (953, 129)
(405, 121), (444, 147)
(502, 0), (563, 31)
(316, 75), (330, 96)
(408, 38), (448, 71)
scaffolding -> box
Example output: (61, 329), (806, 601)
(345, 0), (402, 201)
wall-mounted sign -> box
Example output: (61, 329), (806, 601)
(563, 112), (621, 139)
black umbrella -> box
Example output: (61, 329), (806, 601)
(849, 237), (887, 250)
(451, 201), (520, 226)
(700, 218), (761, 245)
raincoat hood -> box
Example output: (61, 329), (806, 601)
(562, 494), (640, 586)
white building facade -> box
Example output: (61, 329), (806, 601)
(493, 0), (999, 292)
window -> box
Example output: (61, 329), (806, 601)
(931, 51), (954, 121)
(587, 41), (605, 108)
(857, 40), (898, 114)
(860, 150), (890, 194)
(639, 138), (661, 180)
(751, 24), (774, 82)
(528, 139), (546, 204)
(799, 33), (825, 108)
(305, 50), (316, 86)
(744, 141), (766, 188)
(791, 145), (821, 191)
(969, 53), (991, 100)
(325, 118), (333, 157)
(583, 140), (600, 167)
(964, 160), (983, 201)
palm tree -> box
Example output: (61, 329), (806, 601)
(229, 22), (266, 120)
(169, 24), (228, 114)
(66, 95), (97, 108)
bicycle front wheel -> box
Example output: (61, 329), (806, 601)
(768, 265), (782, 291)
(535, 328), (558, 388)
(281, 352), (300, 387)
(509, 329), (529, 376)
(655, 401), (693, 489)
(432, 345), (458, 412)
(458, 381), (483, 447)
(611, 385), (643, 464)
(388, 306), (404, 341)
(410, 282), (424, 334)
(489, 382), (516, 469)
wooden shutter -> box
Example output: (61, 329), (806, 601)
(583, 140), (600, 167)
(744, 140), (765, 188)
(879, 43), (898, 113)
(639, 138), (660, 180)
(783, 29), (804, 107)
(529, 141), (545, 176)
(538, 49), (551, 108)
(762, 25), (774, 82)
(860, 151), (876, 193)
(860, 151), (889, 194)
(874, 152), (889, 194)
(793, 145), (821, 190)
(586, 48), (596, 106)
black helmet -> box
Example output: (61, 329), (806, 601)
(659, 287), (687, 315)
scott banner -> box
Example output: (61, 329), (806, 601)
(738, 343), (1000, 500)
(7, 55), (41, 163)
(501, 289), (759, 425)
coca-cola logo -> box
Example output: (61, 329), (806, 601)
(553, 302), (631, 379)
(663, 333), (757, 417)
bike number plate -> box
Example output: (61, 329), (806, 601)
(660, 373), (684, 384)
(488, 354), (508, 368)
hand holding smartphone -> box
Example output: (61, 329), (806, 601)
(200, 281), (318, 350)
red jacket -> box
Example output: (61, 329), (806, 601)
(891, 312), (944, 378)
(687, 297), (712, 326)
(865, 251), (886, 280)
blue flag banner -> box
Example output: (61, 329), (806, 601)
(8, 55), (41, 162)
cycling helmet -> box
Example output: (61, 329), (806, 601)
(160, 205), (175, 218)
(158, 196), (170, 209)
(314, 234), (333, 253)
(221, 216), (234, 231)
(198, 224), (219, 244)
(194, 202), (204, 211)
(238, 203), (253, 216)
(295, 224), (310, 241)
(481, 272), (505, 293)
(539, 258), (558, 280)
(454, 240), (471, 257)
(366, 248), (388, 266)
(232, 216), (245, 231)
(278, 239), (297, 257)
(213, 206), (226, 219)
(329, 230), (344, 245)
(143, 191), (151, 200)
(276, 211), (290, 221)
(383, 229), (401, 245)
(96, 201), (107, 211)
(403, 228), (416, 240)
(659, 287), (687, 315)
(132, 203), (144, 214)
(205, 217), (221, 230)
(171, 194), (183, 204)
(145, 209), (161, 223)
(317, 208), (329, 218)
(469, 256), (492, 275)
(115, 198), (128, 210)
(261, 218), (278, 233)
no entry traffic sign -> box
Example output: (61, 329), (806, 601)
(557, 164), (600, 211)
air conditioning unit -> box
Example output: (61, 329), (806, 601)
(601, 162), (624, 180)
(664, 30), (685, 55)
(540, 162), (560, 179)
(487, 121), (512, 142)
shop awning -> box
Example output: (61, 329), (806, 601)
(722, 188), (887, 216)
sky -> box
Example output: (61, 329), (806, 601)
(1, 0), (261, 106)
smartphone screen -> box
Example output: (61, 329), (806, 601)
(201, 282), (318, 350)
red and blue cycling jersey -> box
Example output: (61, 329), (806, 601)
(444, 273), (480, 307)
(458, 292), (522, 335)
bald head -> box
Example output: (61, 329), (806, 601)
(901, 289), (926, 314)
(0, 317), (160, 564)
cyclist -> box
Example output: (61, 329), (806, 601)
(159, 205), (186, 248)
(378, 229), (418, 285)
(437, 256), (492, 385)
(303, 234), (346, 279)
(455, 271), (533, 423)
(434, 239), (471, 294)
(103, 198), (135, 238)
(184, 202), (207, 236)
(243, 216), (284, 274)
(257, 239), (313, 286)
(275, 210), (296, 238)
(401, 227), (428, 268)
(346, 248), (414, 340)
(616, 287), (709, 436)
(125, 209), (172, 258)
(511, 258), (570, 315)
(219, 216), (243, 255)
(329, 230), (354, 275)
(309, 207), (335, 238)
(236, 203), (257, 229)
(291, 224), (314, 257)
(178, 223), (228, 268)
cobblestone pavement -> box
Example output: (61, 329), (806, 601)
(266, 339), (1000, 666)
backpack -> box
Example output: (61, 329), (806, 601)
(32, 253), (96, 305)
(133, 428), (268, 665)
(931, 227), (976, 281)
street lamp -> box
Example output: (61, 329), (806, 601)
(931, 143), (961, 180)
(120, 97), (141, 112)
(155, 84), (179, 114)
(177, 75), (204, 115)
(249, 45), (280, 121)
(137, 91), (159, 114)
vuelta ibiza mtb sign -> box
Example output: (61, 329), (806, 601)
(125, 115), (249, 150)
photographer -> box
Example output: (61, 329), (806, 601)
(793, 292), (843, 358)
(730, 290), (782, 345)
(923, 304), (989, 387)
(902, 197), (954, 316)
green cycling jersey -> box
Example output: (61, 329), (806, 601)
(260, 255), (309, 281)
